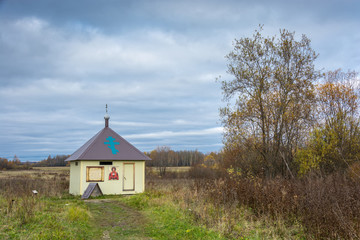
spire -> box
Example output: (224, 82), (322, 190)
(104, 104), (110, 127)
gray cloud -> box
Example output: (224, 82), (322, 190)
(0, 0), (359, 161)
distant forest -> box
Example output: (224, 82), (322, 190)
(0, 148), (207, 170)
(145, 147), (205, 167)
(34, 155), (70, 167)
(0, 155), (31, 170)
(0, 155), (70, 170)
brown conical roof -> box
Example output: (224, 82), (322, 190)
(66, 126), (151, 161)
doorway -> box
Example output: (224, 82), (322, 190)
(123, 163), (135, 191)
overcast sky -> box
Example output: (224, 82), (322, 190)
(0, 0), (359, 161)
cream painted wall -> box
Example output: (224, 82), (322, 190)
(69, 160), (145, 195)
(69, 161), (81, 195)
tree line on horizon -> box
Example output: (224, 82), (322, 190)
(0, 148), (207, 170)
(145, 146), (205, 167)
(0, 155), (70, 169)
(0, 155), (32, 170)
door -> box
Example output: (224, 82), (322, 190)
(123, 163), (135, 191)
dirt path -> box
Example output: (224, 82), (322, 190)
(85, 199), (150, 240)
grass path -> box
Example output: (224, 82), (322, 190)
(86, 199), (149, 240)
(85, 193), (226, 240)
(0, 193), (225, 239)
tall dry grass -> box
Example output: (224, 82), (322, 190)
(200, 174), (360, 239)
(146, 177), (303, 239)
(146, 168), (360, 239)
(0, 173), (69, 225)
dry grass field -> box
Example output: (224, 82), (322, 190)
(147, 166), (190, 174)
(1, 166), (359, 239)
(0, 166), (70, 180)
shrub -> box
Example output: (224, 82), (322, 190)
(188, 164), (223, 179)
(191, 173), (360, 239)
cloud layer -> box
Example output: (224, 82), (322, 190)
(0, 0), (359, 161)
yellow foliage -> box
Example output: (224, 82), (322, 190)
(295, 149), (321, 176)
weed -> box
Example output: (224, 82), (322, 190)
(67, 205), (89, 222)
(120, 192), (150, 210)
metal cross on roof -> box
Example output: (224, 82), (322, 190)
(104, 136), (120, 154)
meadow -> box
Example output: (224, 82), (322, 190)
(1, 166), (359, 239)
(0, 167), (224, 240)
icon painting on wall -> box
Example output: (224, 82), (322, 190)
(109, 166), (119, 180)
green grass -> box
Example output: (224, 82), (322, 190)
(1, 189), (305, 240)
(145, 203), (224, 239)
(85, 198), (148, 239)
(119, 192), (226, 240)
(0, 196), (96, 240)
(1, 192), (225, 240)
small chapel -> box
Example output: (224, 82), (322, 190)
(66, 106), (151, 196)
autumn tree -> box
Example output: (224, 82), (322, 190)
(0, 156), (31, 170)
(296, 70), (360, 175)
(203, 151), (223, 169)
(152, 146), (171, 176)
(12, 155), (20, 164)
(221, 27), (320, 178)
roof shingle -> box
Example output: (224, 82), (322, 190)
(66, 127), (151, 161)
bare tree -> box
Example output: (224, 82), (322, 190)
(221, 26), (320, 177)
(154, 146), (171, 177)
